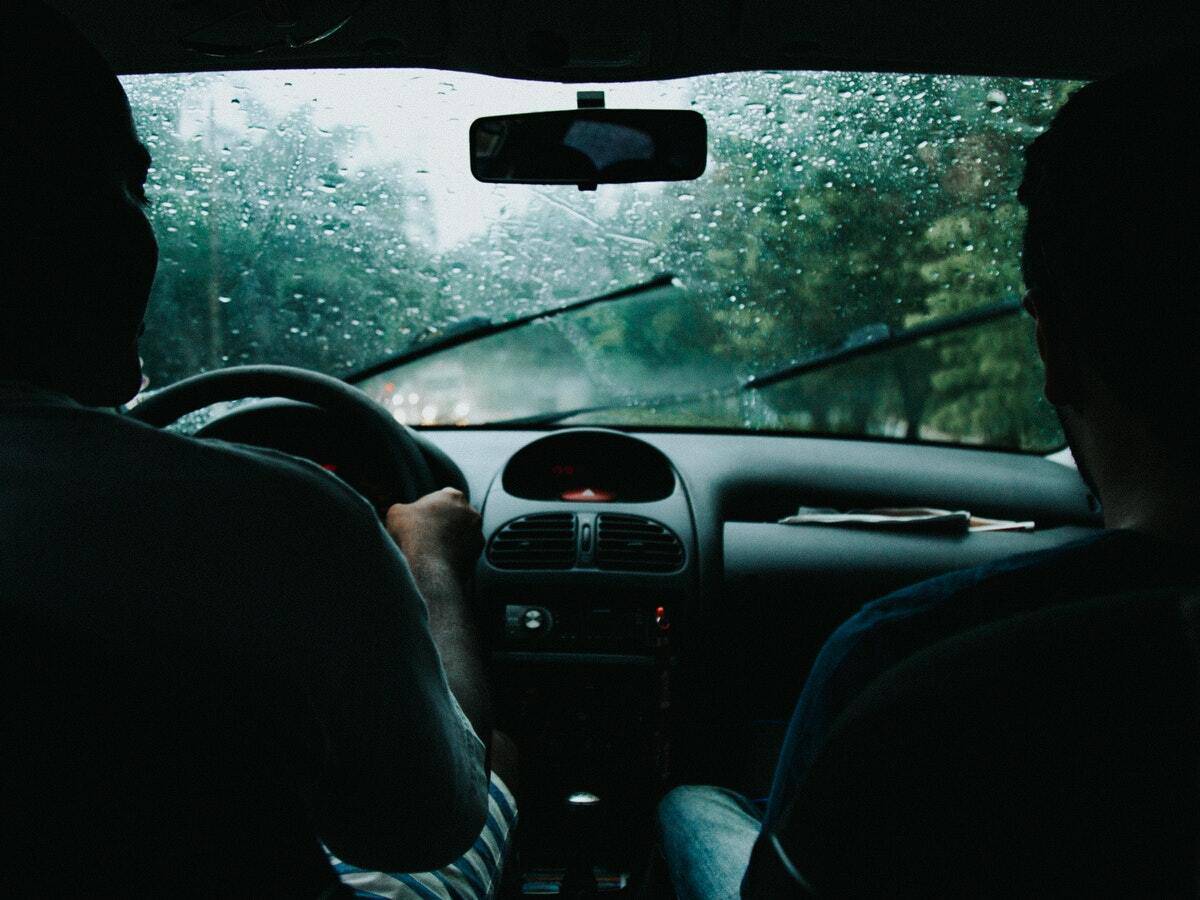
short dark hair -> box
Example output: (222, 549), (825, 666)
(1018, 55), (1198, 442)
(5, 3), (132, 186)
(1, 3), (154, 402)
(3, 2), (133, 304)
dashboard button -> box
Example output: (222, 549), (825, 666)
(506, 605), (555, 639)
(521, 607), (551, 633)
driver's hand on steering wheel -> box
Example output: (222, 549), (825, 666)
(385, 488), (483, 591)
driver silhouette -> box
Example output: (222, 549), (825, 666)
(1, 5), (514, 896)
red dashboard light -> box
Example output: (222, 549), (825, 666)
(560, 487), (615, 502)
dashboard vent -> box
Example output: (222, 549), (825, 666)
(488, 513), (577, 570)
(595, 514), (684, 573)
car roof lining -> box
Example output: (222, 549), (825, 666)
(44, 0), (1198, 82)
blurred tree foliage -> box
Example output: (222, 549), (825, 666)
(126, 71), (1078, 450)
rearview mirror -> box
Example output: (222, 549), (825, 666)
(470, 109), (707, 188)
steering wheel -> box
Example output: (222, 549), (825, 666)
(129, 364), (454, 505)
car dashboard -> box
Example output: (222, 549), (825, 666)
(197, 403), (1101, 879)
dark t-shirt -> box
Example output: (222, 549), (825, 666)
(762, 528), (1200, 831)
(1, 387), (484, 895)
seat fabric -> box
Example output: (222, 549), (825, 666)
(747, 589), (1200, 897)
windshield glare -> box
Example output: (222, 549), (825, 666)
(122, 68), (1077, 451)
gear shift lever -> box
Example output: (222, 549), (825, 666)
(561, 791), (601, 897)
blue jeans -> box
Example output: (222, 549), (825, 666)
(657, 786), (762, 900)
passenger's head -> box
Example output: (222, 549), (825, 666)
(2, 3), (156, 406)
(1019, 57), (1198, 461)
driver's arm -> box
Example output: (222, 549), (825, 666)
(384, 488), (492, 758)
(264, 465), (490, 873)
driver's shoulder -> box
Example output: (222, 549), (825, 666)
(107, 411), (376, 522)
(209, 437), (375, 516)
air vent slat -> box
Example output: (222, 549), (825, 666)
(597, 542), (679, 550)
(595, 514), (684, 573)
(488, 514), (578, 570)
(493, 533), (575, 542)
(598, 535), (678, 542)
(490, 550), (575, 557)
(494, 542), (573, 549)
(492, 533), (574, 539)
(598, 550), (681, 557)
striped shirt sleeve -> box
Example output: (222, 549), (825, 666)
(328, 771), (518, 900)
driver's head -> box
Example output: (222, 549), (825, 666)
(2, 2), (157, 406)
(1018, 56), (1198, 462)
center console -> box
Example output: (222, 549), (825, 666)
(474, 429), (697, 887)
(479, 429), (694, 657)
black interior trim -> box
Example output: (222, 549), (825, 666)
(51, 0), (1198, 82)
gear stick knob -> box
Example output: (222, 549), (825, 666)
(561, 791), (601, 897)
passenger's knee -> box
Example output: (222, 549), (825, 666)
(658, 784), (708, 830)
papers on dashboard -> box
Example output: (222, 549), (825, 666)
(779, 506), (1035, 534)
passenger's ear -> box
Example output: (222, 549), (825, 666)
(1025, 290), (1081, 408)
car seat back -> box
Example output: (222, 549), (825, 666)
(746, 588), (1200, 896)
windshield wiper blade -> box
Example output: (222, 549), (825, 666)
(741, 296), (1024, 392)
(347, 273), (680, 383)
(482, 296), (1025, 428)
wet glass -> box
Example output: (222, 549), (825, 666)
(121, 69), (1080, 450)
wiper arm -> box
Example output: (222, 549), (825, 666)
(483, 296), (1024, 428)
(742, 296), (1024, 391)
(347, 273), (680, 383)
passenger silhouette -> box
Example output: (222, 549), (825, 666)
(659, 55), (1200, 899)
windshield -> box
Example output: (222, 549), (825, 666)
(122, 68), (1079, 451)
